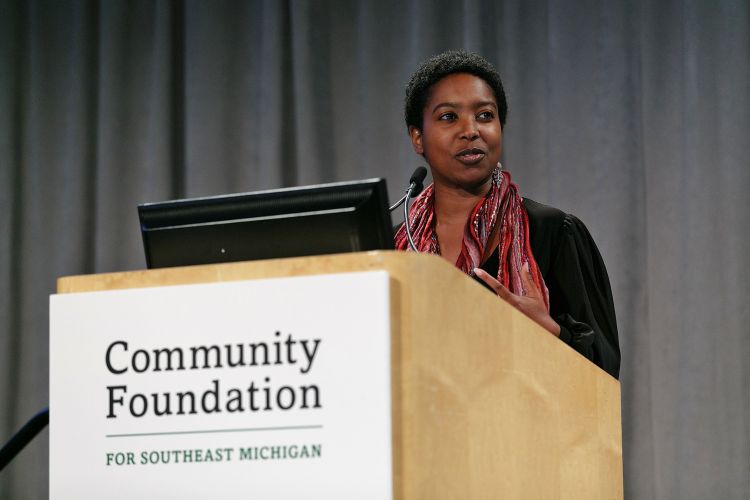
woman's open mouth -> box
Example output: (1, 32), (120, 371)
(456, 148), (486, 165)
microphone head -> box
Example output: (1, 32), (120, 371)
(409, 166), (428, 196)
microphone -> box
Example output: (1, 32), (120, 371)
(408, 166), (428, 197)
(389, 166), (427, 211)
(389, 166), (428, 252)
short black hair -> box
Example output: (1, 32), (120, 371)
(405, 50), (508, 131)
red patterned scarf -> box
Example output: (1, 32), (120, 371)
(394, 167), (549, 309)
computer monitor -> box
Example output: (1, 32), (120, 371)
(138, 178), (394, 269)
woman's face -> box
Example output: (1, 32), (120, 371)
(409, 73), (502, 193)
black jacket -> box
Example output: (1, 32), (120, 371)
(478, 198), (621, 379)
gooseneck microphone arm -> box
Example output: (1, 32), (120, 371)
(389, 166), (427, 252)
(0, 407), (49, 472)
(388, 193), (409, 212)
(404, 187), (419, 251)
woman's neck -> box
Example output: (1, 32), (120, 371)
(432, 181), (492, 263)
(433, 181), (490, 225)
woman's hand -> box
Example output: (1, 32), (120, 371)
(474, 264), (561, 337)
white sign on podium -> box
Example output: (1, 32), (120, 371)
(50, 271), (392, 499)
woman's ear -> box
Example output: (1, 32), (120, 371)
(408, 126), (424, 155)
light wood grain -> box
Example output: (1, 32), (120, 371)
(57, 251), (622, 499)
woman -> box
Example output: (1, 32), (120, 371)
(395, 51), (620, 379)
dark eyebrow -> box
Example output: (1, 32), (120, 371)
(476, 101), (498, 110)
(431, 101), (498, 114)
(431, 102), (459, 113)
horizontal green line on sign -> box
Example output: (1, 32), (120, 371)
(105, 424), (323, 438)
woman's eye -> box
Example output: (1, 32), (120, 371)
(438, 112), (457, 121)
(477, 111), (495, 121)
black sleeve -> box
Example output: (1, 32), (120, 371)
(547, 215), (620, 379)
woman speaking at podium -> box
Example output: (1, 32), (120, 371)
(395, 51), (620, 379)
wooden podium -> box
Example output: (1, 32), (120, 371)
(57, 251), (622, 499)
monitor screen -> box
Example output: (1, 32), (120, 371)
(138, 178), (394, 269)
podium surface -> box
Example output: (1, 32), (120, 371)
(56, 251), (622, 499)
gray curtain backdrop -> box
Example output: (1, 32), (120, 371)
(1, 0), (748, 498)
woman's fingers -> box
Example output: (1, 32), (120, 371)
(477, 264), (538, 301)
(520, 262), (540, 298)
(475, 266), (560, 337)
(473, 268), (515, 302)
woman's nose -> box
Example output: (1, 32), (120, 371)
(459, 117), (479, 140)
